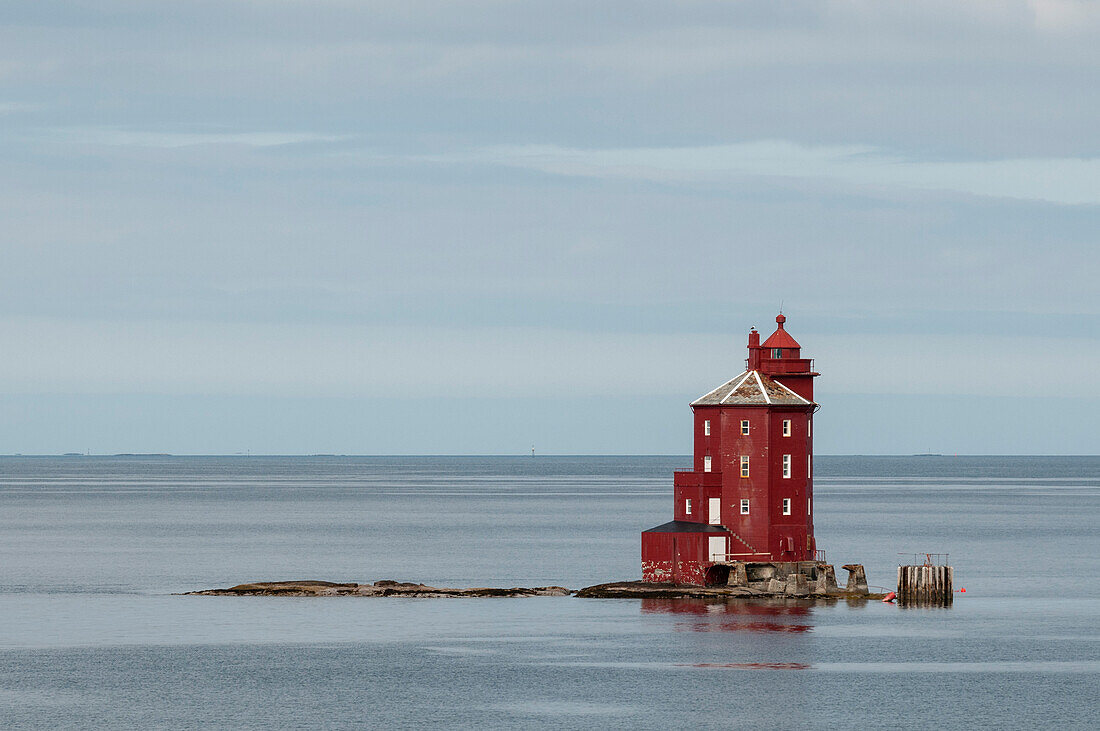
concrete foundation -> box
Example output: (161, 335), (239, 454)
(720, 561), (866, 597)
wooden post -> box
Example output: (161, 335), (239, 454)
(897, 563), (952, 607)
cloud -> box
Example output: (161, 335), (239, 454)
(443, 141), (1100, 206)
(34, 127), (345, 148)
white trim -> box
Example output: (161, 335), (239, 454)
(753, 371), (771, 404)
(771, 378), (812, 404)
(721, 371), (753, 403)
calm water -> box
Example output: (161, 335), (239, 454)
(1, 455), (1097, 729)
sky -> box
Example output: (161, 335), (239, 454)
(0, 1), (1097, 455)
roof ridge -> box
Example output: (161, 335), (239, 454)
(720, 371), (752, 403)
(769, 376), (812, 404)
(752, 371), (771, 404)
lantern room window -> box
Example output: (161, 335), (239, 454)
(740, 499), (750, 514)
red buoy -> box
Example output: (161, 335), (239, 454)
(882, 591), (897, 603)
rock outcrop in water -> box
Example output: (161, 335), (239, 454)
(185, 580), (572, 597)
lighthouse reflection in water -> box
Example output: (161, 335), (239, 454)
(642, 598), (814, 634)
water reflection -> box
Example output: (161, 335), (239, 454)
(641, 598), (820, 633)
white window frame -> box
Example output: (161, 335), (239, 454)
(685, 498), (692, 515)
(740, 420), (750, 435)
(740, 456), (749, 477)
(782, 454), (791, 478)
(782, 419), (791, 437)
(740, 499), (750, 514)
(703, 455), (712, 473)
(808, 454), (812, 478)
(703, 419), (711, 436)
(808, 419), (812, 438)
(782, 498), (791, 515)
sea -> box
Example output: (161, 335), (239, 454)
(0, 455), (1097, 729)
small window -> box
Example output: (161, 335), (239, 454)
(740, 499), (750, 514)
(740, 420), (750, 435)
(685, 499), (692, 515)
(782, 419), (791, 437)
(808, 419), (812, 438)
(740, 456), (749, 477)
(703, 455), (712, 473)
(808, 497), (812, 515)
(782, 454), (791, 478)
(772, 348), (783, 358)
(808, 454), (812, 478)
(782, 498), (791, 515)
(703, 419), (711, 436)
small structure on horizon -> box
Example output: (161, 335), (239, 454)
(641, 314), (827, 587)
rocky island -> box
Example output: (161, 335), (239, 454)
(185, 580), (571, 597)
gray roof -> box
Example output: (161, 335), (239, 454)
(642, 520), (729, 533)
(691, 370), (813, 407)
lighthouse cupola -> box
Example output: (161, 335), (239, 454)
(761, 314), (801, 360)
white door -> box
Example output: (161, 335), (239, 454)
(708, 497), (721, 525)
(708, 536), (726, 562)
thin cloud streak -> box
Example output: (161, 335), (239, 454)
(446, 141), (1100, 206)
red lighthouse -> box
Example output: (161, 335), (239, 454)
(641, 314), (820, 585)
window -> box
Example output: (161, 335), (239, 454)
(703, 419), (711, 436)
(808, 419), (812, 438)
(740, 456), (750, 477)
(685, 499), (692, 515)
(703, 455), (712, 473)
(808, 454), (812, 478)
(740, 499), (750, 514)
(782, 454), (791, 478)
(740, 420), (750, 435)
(782, 498), (791, 515)
(772, 348), (783, 358)
(808, 497), (812, 515)
(782, 419), (791, 437)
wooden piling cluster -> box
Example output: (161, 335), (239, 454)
(896, 564), (953, 607)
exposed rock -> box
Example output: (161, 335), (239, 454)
(185, 580), (571, 597)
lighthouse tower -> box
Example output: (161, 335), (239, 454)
(641, 314), (819, 585)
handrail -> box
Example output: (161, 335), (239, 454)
(898, 552), (949, 566)
(713, 552), (772, 562)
